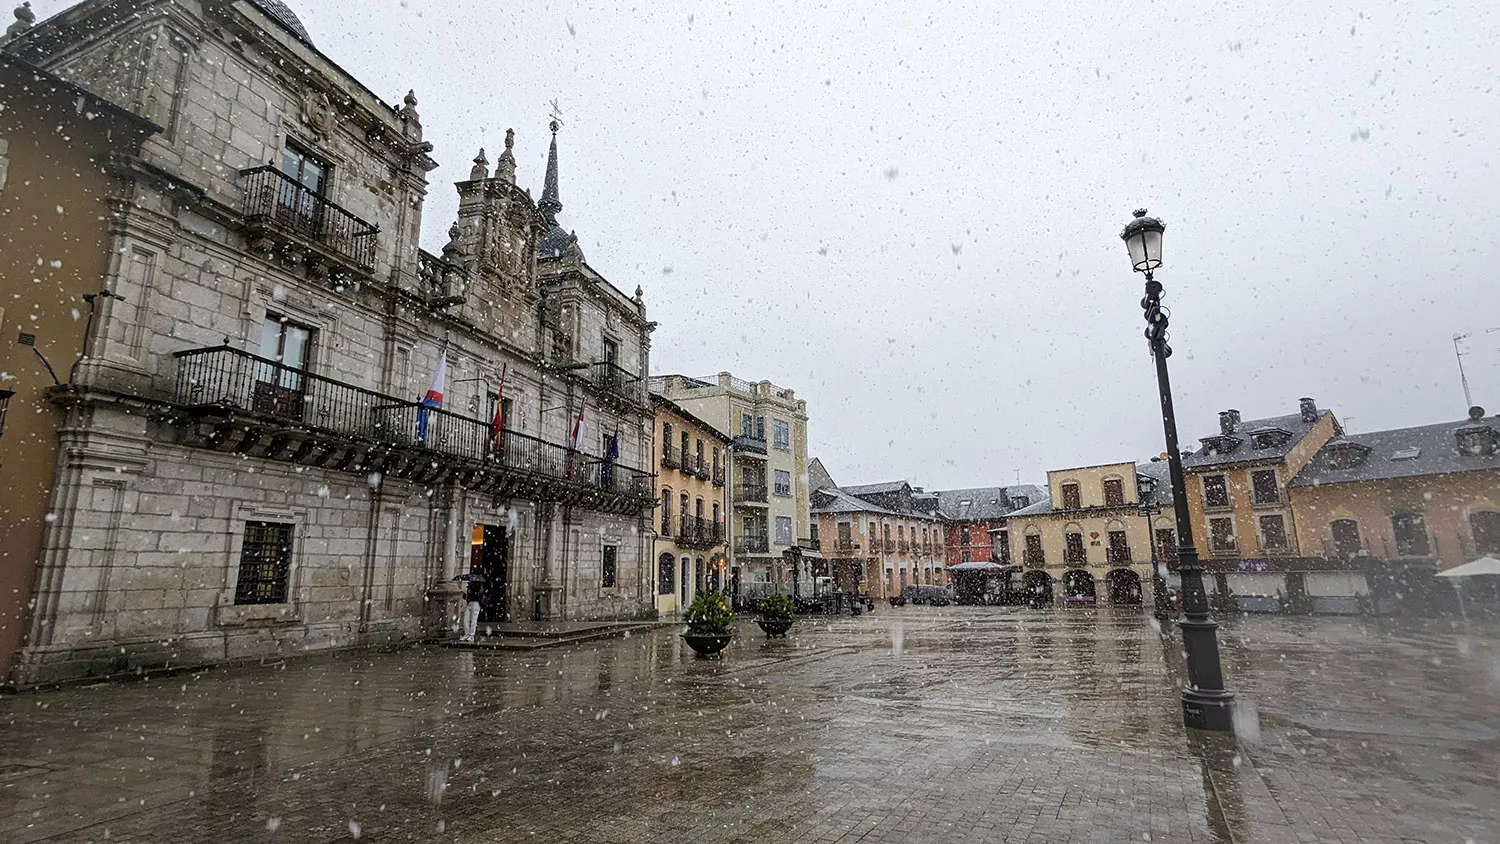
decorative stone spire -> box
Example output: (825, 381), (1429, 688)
(469, 149), (489, 181)
(401, 90), (420, 123)
(5, 2), (35, 41)
(441, 222), (464, 262)
(495, 128), (517, 184)
(538, 120), (562, 220)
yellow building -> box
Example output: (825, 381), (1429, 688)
(650, 394), (730, 615)
(1182, 400), (1340, 563)
(1002, 461), (1176, 606)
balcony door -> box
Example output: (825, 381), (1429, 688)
(254, 316), (312, 421)
(279, 141), (327, 231)
(470, 524), (510, 623)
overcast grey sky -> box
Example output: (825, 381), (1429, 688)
(280, 1), (1498, 487)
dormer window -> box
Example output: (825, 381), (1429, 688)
(1455, 424), (1498, 457)
(1249, 428), (1293, 450)
(1010, 496), (1029, 509)
(1325, 441), (1372, 470)
(1199, 435), (1242, 457)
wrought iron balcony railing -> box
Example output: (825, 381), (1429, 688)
(711, 466), (725, 487)
(883, 539), (897, 553)
(897, 541), (910, 554)
(240, 166), (378, 273)
(798, 537), (820, 552)
(734, 484), (769, 504)
(678, 515), (724, 549)
(832, 539), (859, 553)
(171, 346), (651, 503)
(1024, 550), (1046, 568)
(661, 445), (680, 470)
(732, 434), (767, 456)
(592, 360), (645, 405)
(736, 534), (770, 554)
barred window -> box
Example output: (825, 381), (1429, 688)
(234, 521), (294, 605)
(602, 545), (618, 588)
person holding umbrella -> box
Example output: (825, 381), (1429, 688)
(453, 573), (486, 643)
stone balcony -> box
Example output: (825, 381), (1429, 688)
(239, 166), (378, 279)
(167, 346), (652, 513)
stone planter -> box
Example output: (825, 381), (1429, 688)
(756, 618), (794, 638)
(682, 632), (732, 657)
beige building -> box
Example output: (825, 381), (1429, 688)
(812, 476), (945, 600)
(1002, 460), (1176, 605)
(650, 373), (812, 601)
(650, 394), (730, 615)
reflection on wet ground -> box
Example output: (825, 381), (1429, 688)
(1, 608), (1496, 842)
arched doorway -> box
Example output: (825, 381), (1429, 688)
(1022, 570), (1053, 607)
(657, 553), (675, 599)
(1106, 569), (1143, 605)
(1062, 569), (1096, 603)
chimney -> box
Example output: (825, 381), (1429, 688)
(1219, 411), (1236, 435)
(1300, 397), (1318, 423)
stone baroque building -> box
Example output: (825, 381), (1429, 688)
(3, 0), (654, 686)
(1002, 461), (1175, 606)
(650, 373), (812, 599)
(650, 393), (730, 615)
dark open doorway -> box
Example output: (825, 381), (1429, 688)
(470, 524), (510, 622)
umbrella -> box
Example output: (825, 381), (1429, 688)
(452, 573), (487, 583)
(949, 561), (1004, 572)
(1434, 555), (1500, 578)
(1435, 556), (1500, 621)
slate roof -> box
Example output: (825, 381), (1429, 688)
(810, 487), (901, 517)
(935, 485), (1047, 521)
(807, 458), (838, 493)
(841, 480), (910, 496)
(1291, 417), (1500, 487)
(249, 0), (313, 44)
(1183, 411), (1330, 469)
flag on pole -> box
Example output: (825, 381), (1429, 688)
(566, 404), (586, 476)
(416, 351), (447, 445)
(489, 364), (508, 454)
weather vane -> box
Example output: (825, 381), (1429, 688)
(548, 98), (565, 131)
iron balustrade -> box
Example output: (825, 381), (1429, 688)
(239, 166), (378, 271)
(592, 360), (645, 404)
(883, 539), (897, 553)
(734, 484), (768, 504)
(1107, 547), (1134, 566)
(732, 434), (767, 456)
(172, 346), (651, 497)
(661, 445), (680, 470)
(711, 466), (725, 487)
(1024, 550), (1046, 568)
(798, 538), (821, 552)
(736, 534), (770, 554)
(678, 516), (723, 549)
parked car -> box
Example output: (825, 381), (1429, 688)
(901, 585), (954, 605)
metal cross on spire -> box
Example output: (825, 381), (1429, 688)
(548, 98), (565, 131)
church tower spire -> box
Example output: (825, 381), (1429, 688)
(537, 117), (582, 261)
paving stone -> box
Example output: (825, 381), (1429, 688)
(0, 609), (1495, 843)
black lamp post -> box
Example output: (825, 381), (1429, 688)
(1121, 209), (1235, 732)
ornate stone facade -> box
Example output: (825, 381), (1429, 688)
(3, 0), (654, 686)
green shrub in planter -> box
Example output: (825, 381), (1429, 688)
(929, 594), (951, 607)
(757, 593), (796, 622)
(685, 592), (734, 635)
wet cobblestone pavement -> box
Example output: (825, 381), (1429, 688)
(2, 608), (1497, 843)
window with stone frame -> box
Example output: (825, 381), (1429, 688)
(1208, 517), (1237, 553)
(1061, 482), (1081, 510)
(1065, 531), (1087, 564)
(1331, 519), (1363, 558)
(773, 469), (792, 497)
(1471, 511), (1500, 556)
(660, 489), (672, 535)
(994, 530), (1011, 564)
(772, 418), (791, 450)
(1024, 532), (1045, 565)
(1250, 469), (1281, 505)
(1258, 514), (1290, 552)
(1203, 475), (1231, 509)
(1391, 512), (1431, 557)
(601, 545), (618, 588)
(234, 521), (294, 605)
(1103, 478), (1125, 507)
(1107, 530), (1130, 563)
(1155, 528), (1178, 561)
(0, 389), (12, 443)
(775, 516), (794, 546)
